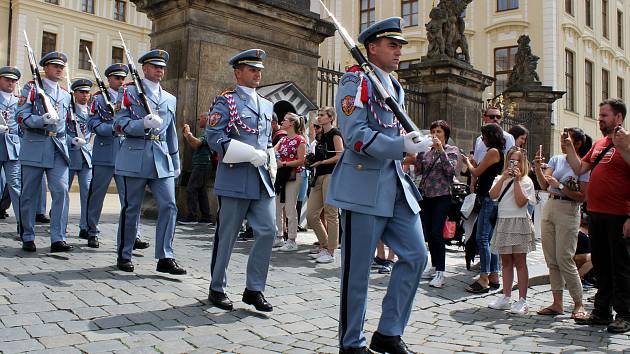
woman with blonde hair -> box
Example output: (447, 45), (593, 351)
(273, 113), (307, 251)
(306, 106), (343, 263)
(487, 146), (537, 315)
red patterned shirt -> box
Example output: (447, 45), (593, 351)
(277, 135), (306, 173)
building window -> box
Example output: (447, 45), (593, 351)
(79, 40), (93, 70)
(586, 0), (592, 27)
(565, 50), (575, 112)
(44, 0), (59, 4)
(82, 0), (94, 14)
(602, 0), (609, 38)
(602, 69), (609, 100)
(617, 77), (624, 100)
(360, 0), (376, 32)
(497, 0), (518, 12)
(41, 31), (57, 58)
(585, 60), (593, 117)
(112, 46), (124, 65)
(494, 46), (518, 94)
(114, 0), (127, 22)
(401, 0), (418, 27)
(618, 10), (624, 48)
(565, 0), (573, 15)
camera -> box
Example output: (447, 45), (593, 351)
(305, 153), (317, 168)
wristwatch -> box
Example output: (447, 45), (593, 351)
(558, 184), (565, 191)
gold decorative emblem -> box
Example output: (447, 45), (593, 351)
(209, 112), (221, 127)
(341, 95), (356, 116)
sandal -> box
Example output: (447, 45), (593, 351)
(489, 281), (500, 289)
(571, 311), (589, 320)
(574, 312), (612, 325)
(465, 281), (490, 294)
(537, 307), (563, 316)
(607, 318), (630, 333)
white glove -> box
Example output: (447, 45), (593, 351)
(250, 149), (267, 167)
(42, 112), (60, 125)
(174, 168), (181, 178)
(143, 114), (163, 129)
(267, 148), (277, 184)
(0, 125), (8, 134)
(71, 137), (86, 147)
(403, 131), (432, 154)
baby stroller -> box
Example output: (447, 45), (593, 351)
(444, 182), (470, 247)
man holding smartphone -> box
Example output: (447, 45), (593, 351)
(564, 98), (630, 333)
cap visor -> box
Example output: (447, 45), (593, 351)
(246, 63), (264, 69)
(386, 35), (408, 44)
(47, 59), (66, 66)
(108, 71), (128, 77)
(146, 60), (167, 67)
(1, 74), (19, 80)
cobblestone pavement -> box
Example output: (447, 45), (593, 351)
(0, 193), (628, 353)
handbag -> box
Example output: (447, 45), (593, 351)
(460, 193), (477, 219)
(489, 180), (514, 227)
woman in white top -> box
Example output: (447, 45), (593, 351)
(534, 127), (591, 320)
(487, 146), (537, 315)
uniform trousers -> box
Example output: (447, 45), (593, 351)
(210, 186), (276, 293)
(19, 151), (69, 243)
(339, 184), (427, 349)
(66, 164), (92, 231)
(38, 176), (47, 215)
(0, 160), (21, 221)
(86, 165), (141, 239)
(117, 176), (176, 261)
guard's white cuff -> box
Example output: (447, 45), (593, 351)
(223, 139), (257, 163)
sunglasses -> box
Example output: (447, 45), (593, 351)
(487, 115), (501, 120)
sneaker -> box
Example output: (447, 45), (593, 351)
(316, 252), (335, 263)
(488, 295), (512, 310)
(371, 257), (388, 269)
(279, 240), (298, 251)
(429, 271), (445, 288)
(309, 247), (322, 255)
(422, 266), (436, 279)
(510, 298), (529, 315)
(177, 216), (198, 225)
(272, 237), (284, 248)
(310, 249), (326, 259)
(378, 261), (393, 274)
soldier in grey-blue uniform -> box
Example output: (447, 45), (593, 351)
(206, 49), (276, 312)
(16, 51), (73, 253)
(326, 18), (431, 354)
(86, 64), (148, 250)
(113, 49), (185, 275)
(64, 78), (93, 244)
(0, 67), (22, 226)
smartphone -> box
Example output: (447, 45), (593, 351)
(509, 160), (517, 169)
(615, 124), (622, 133)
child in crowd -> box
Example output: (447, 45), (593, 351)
(487, 147), (537, 314)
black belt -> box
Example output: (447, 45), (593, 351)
(550, 194), (576, 202)
(126, 134), (163, 141)
(25, 128), (65, 138)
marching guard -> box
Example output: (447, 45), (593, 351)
(0, 67), (22, 227)
(16, 51), (73, 252)
(65, 78), (93, 242)
(326, 18), (430, 353)
(206, 49), (276, 312)
(86, 63), (149, 250)
(112, 49), (185, 274)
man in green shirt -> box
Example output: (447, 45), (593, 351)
(179, 113), (213, 224)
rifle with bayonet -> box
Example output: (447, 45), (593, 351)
(23, 30), (59, 123)
(317, 0), (421, 138)
(117, 32), (155, 117)
(85, 47), (115, 116)
(65, 68), (85, 140)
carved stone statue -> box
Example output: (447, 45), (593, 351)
(425, 0), (472, 62)
(507, 35), (541, 89)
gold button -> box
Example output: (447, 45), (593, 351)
(128, 147), (132, 150)
(100, 143), (104, 146)
(229, 164), (234, 168)
(356, 164), (364, 170)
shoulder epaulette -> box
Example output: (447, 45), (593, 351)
(124, 82), (136, 87)
(60, 86), (68, 92)
(93, 91), (103, 96)
(346, 65), (363, 73)
(220, 88), (236, 97)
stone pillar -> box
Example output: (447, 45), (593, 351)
(502, 88), (565, 159)
(131, 0), (334, 219)
(398, 58), (494, 153)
